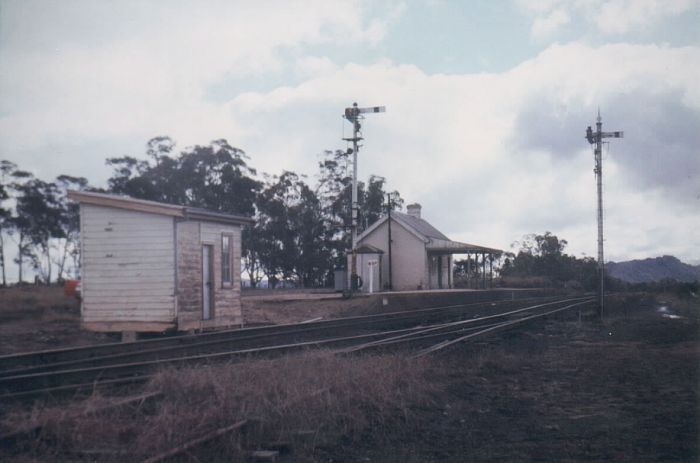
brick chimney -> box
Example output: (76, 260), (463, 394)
(406, 203), (422, 219)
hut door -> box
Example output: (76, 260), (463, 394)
(202, 245), (214, 320)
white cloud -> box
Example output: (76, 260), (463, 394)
(516, 0), (698, 40)
(219, 43), (700, 260)
(0, 0), (386, 153)
(295, 56), (339, 79)
(0, 0), (698, 264)
(515, 0), (563, 14)
(531, 8), (571, 40)
(597, 0), (696, 35)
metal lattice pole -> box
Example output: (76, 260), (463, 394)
(595, 113), (605, 316)
(350, 111), (360, 289)
(586, 110), (623, 318)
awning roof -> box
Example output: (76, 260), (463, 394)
(426, 238), (501, 255)
(356, 244), (384, 254)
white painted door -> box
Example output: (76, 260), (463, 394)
(202, 245), (213, 320)
(367, 260), (378, 293)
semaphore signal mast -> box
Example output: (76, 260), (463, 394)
(585, 109), (623, 318)
(343, 102), (385, 293)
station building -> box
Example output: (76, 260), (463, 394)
(351, 203), (501, 292)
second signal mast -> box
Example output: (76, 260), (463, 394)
(343, 102), (385, 293)
(585, 110), (623, 317)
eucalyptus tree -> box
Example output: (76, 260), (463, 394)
(255, 172), (304, 286)
(14, 178), (65, 283)
(107, 137), (264, 284)
(316, 150), (403, 271)
(107, 137), (261, 216)
(53, 175), (89, 280)
(0, 160), (18, 286)
(500, 232), (597, 289)
(289, 178), (332, 286)
(2, 166), (34, 283)
(103, 138), (405, 288)
(316, 150), (352, 269)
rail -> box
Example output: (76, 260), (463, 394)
(0, 295), (593, 402)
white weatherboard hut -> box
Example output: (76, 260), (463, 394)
(68, 191), (254, 333)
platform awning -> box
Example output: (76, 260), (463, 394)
(426, 238), (501, 255)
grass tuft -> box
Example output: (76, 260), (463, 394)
(2, 351), (435, 461)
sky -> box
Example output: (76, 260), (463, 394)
(1, 0), (699, 269)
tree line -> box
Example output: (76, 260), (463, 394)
(1, 138), (616, 291)
(0, 160), (86, 286)
(0, 137), (403, 287)
(498, 231), (600, 290)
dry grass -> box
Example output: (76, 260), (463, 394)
(241, 294), (381, 325)
(0, 285), (117, 354)
(2, 351), (436, 462)
(3, 294), (696, 462)
(496, 275), (554, 288)
(0, 285), (77, 317)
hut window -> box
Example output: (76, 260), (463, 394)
(222, 235), (232, 286)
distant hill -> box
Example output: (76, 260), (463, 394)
(607, 256), (700, 283)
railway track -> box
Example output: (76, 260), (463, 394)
(0, 295), (593, 401)
(347, 298), (594, 356)
(0, 294), (566, 374)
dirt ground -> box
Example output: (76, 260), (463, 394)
(0, 287), (378, 354)
(0, 285), (546, 353)
(1, 287), (697, 461)
(0, 287), (387, 354)
(0, 286), (119, 355)
(317, 294), (700, 462)
(241, 289), (376, 325)
(240, 288), (551, 326)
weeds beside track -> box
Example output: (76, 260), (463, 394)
(0, 295), (593, 402)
